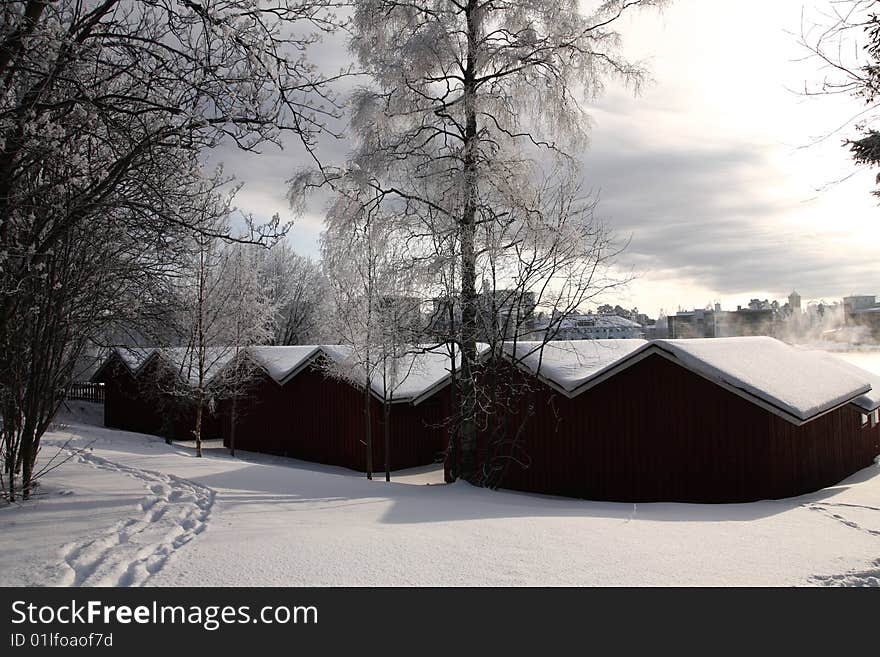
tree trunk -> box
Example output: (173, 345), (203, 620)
(163, 402), (173, 445)
(18, 405), (39, 499)
(7, 448), (15, 502)
(445, 349), (458, 483)
(482, 355), (498, 486)
(195, 236), (206, 459)
(195, 388), (203, 458)
(230, 395), (237, 457)
(364, 375), (373, 480)
(20, 435), (33, 500)
(457, 0), (480, 484)
(384, 397), (391, 482)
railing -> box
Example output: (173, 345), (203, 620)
(66, 382), (105, 404)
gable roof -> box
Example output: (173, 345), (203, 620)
(92, 338), (875, 423)
(244, 346), (323, 385)
(646, 338), (871, 424)
(90, 346), (156, 382)
(507, 336), (873, 426)
(320, 343), (489, 405)
(136, 347), (237, 387)
(653, 337), (871, 421)
(503, 339), (648, 395)
(91, 345), (319, 388)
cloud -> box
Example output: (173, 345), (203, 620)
(580, 124), (880, 307)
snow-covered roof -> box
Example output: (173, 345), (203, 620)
(321, 343), (489, 404)
(244, 346), (322, 384)
(853, 383), (880, 414)
(504, 339), (648, 394)
(93, 337), (878, 423)
(651, 337), (871, 423)
(114, 347), (156, 373)
(150, 347), (237, 386)
(808, 351), (880, 413)
(506, 337), (874, 424)
(94, 345), (320, 388)
(90, 347), (155, 382)
(592, 315), (642, 328)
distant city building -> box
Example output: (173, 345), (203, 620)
(843, 295), (877, 312)
(843, 295), (880, 339)
(788, 290), (802, 313)
(646, 313), (668, 339)
(668, 305), (776, 339)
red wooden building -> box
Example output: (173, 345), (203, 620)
(92, 347), (156, 434)
(472, 337), (880, 503)
(92, 347), (224, 441)
(219, 345), (455, 472)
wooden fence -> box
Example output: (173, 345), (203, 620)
(66, 382), (105, 404)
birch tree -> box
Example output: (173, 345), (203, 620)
(321, 192), (386, 480)
(321, 182), (427, 480)
(294, 0), (664, 484)
(215, 237), (278, 457)
(164, 182), (276, 457)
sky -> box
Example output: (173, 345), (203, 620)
(212, 0), (880, 319)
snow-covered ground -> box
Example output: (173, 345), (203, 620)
(2, 350), (880, 587)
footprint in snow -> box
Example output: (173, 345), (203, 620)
(54, 449), (215, 587)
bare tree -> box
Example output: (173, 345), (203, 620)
(0, 156), (211, 500)
(0, 0), (345, 498)
(800, 0), (880, 190)
(261, 243), (328, 345)
(374, 296), (426, 482)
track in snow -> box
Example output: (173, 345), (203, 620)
(805, 502), (880, 587)
(55, 449), (215, 587)
(811, 558), (880, 587)
(804, 502), (880, 538)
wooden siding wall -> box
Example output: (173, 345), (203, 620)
(96, 357), (221, 441)
(220, 362), (449, 472)
(474, 354), (880, 503)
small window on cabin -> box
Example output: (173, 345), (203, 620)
(872, 410), (880, 428)
(861, 413), (869, 427)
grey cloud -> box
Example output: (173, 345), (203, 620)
(578, 126), (880, 302)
